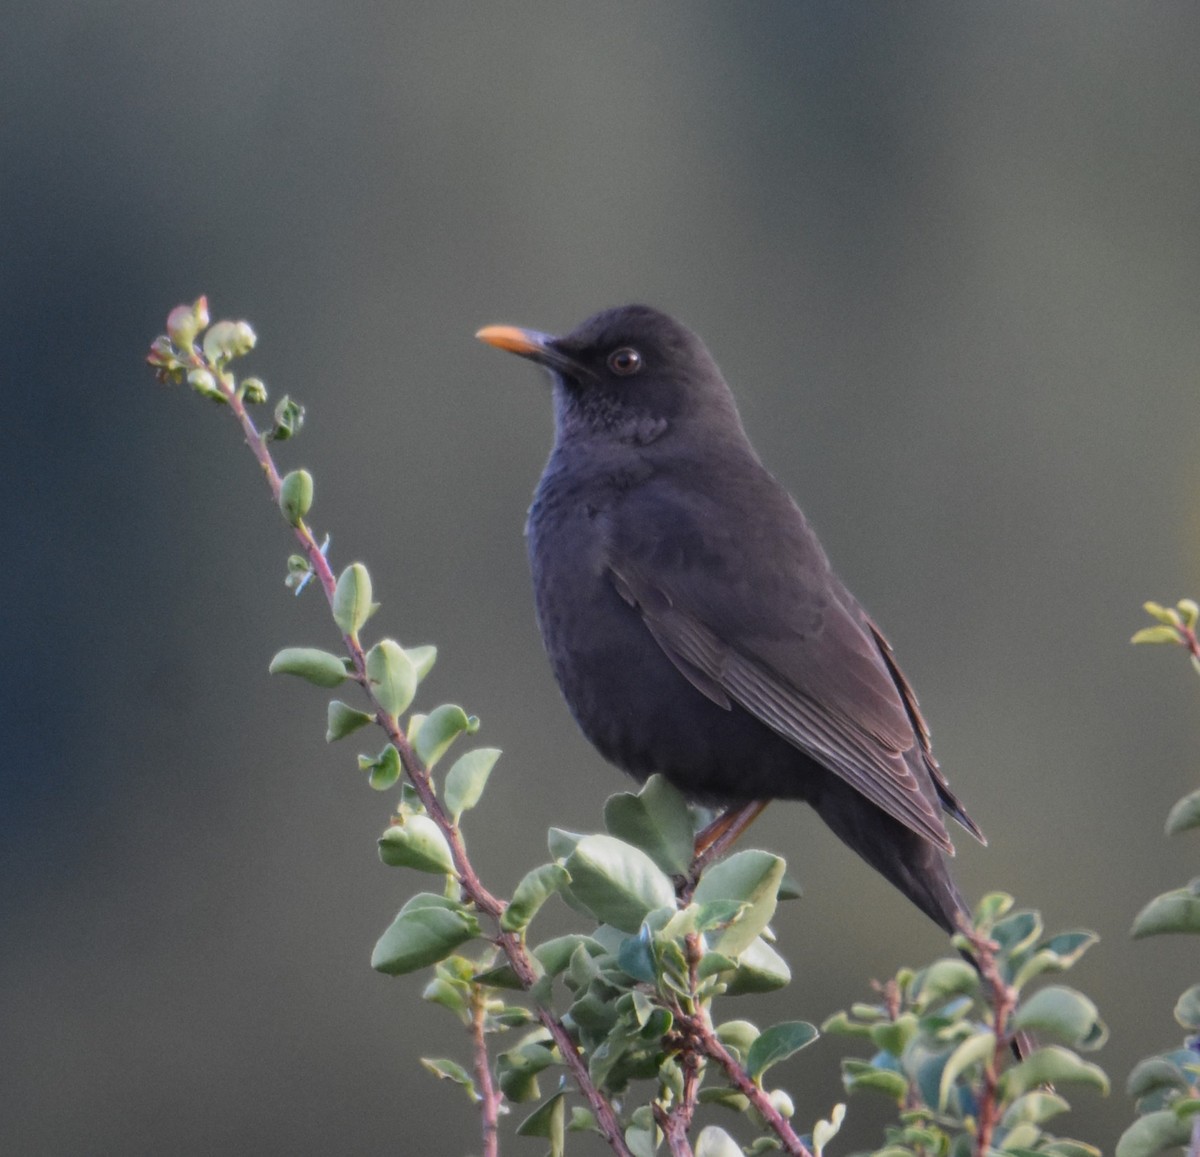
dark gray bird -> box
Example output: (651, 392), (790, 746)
(477, 304), (984, 934)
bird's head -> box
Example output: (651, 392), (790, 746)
(477, 304), (745, 448)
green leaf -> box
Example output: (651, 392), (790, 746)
(1131, 883), (1200, 937)
(498, 1043), (556, 1102)
(939, 1030), (995, 1109)
(564, 834), (677, 932)
(603, 774), (696, 875)
(715, 1019), (759, 1060)
(548, 828), (584, 861)
(269, 646), (347, 688)
(268, 394), (305, 440)
(694, 849), (785, 956)
(502, 863), (570, 932)
(1127, 1055), (1192, 1100)
(360, 743), (402, 790)
(444, 747), (501, 822)
(1000, 1090), (1071, 1127)
(821, 1011), (874, 1039)
(719, 936), (792, 995)
(1012, 930), (1100, 989)
(992, 909), (1042, 956)
(532, 934), (605, 977)
(1175, 983), (1200, 1030)
(1012, 986), (1103, 1048)
(1115, 1109), (1193, 1157)
(869, 1012), (919, 1057)
(842, 1059), (908, 1100)
(405, 644), (438, 680)
(371, 900), (480, 975)
(1040, 1144), (1102, 1157)
(378, 815), (454, 874)
(695, 1125), (742, 1157)
(974, 892), (1015, 926)
(419, 1057), (478, 1101)
(278, 469), (313, 526)
(332, 563), (376, 638)
(746, 1020), (819, 1080)
(616, 930), (657, 984)
(517, 1091), (566, 1155)
(365, 639), (417, 718)
(813, 1104), (846, 1156)
(698, 1086), (750, 1112)
(1131, 625), (1183, 645)
(326, 699), (373, 741)
(1002, 1045), (1110, 1098)
(421, 976), (469, 1020)
(914, 958), (979, 1011)
(414, 704), (476, 768)
(1166, 788), (1200, 835)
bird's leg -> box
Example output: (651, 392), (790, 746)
(693, 800), (770, 866)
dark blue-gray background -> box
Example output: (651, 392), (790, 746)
(5, 4), (1200, 1152)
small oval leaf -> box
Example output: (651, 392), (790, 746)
(564, 834), (677, 932)
(326, 699), (373, 742)
(695, 1126), (741, 1157)
(1012, 985), (1104, 1048)
(378, 815), (455, 874)
(1175, 983), (1200, 1030)
(746, 1020), (819, 1080)
(694, 849), (785, 956)
(1002, 1044), (1110, 1098)
(269, 646), (347, 688)
(939, 1031), (995, 1109)
(365, 639), (418, 718)
(279, 469), (313, 526)
(1131, 886), (1200, 937)
(333, 563), (375, 637)
(415, 704), (475, 768)
(501, 863), (570, 932)
(1166, 789), (1200, 836)
(372, 902), (480, 975)
(405, 644), (438, 680)
(445, 747), (501, 822)
(603, 774), (695, 875)
(1115, 1109), (1192, 1157)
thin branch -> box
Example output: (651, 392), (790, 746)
(470, 985), (501, 1157)
(686, 1016), (813, 1157)
(961, 927), (1017, 1156)
(181, 350), (635, 1157)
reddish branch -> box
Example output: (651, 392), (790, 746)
(470, 986), (501, 1157)
(185, 352), (635, 1157)
(686, 1016), (813, 1157)
(961, 928), (1017, 1155)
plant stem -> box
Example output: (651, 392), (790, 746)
(686, 1016), (813, 1157)
(200, 358), (635, 1157)
(962, 928), (1015, 1156)
(470, 987), (501, 1157)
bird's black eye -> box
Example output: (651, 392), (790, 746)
(607, 347), (642, 376)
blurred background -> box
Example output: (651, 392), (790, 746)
(5, 3), (1200, 1152)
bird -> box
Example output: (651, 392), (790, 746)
(476, 304), (985, 936)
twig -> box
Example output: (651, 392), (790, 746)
(470, 986), (501, 1157)
(961, 927), (1017, 1156)
(686, 1016), (813, 1157)
(176, 344), (635, 1157)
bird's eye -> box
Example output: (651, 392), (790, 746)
(607, 347), (642, 376)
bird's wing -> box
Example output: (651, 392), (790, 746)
(605, 477), (964, 852)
